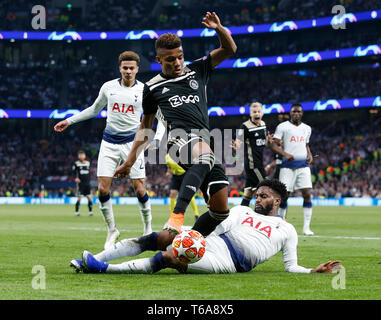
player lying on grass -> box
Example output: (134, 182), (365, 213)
(71, 179), (341, 274)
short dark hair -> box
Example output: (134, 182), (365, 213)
(291, 103), (303, 110)
(155, 33), (182, 52)
(257, 179), (288, 205)
(78, 150), (85, 154)
(118, 51), (140, 66)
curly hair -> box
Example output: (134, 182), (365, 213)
(257, 179), (288, 205)
(155, 33), (182, 52)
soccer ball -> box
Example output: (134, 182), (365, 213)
(172, 229), (206, 264)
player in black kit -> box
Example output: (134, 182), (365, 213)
(72, 150), (93, 216)
(115, 12), (237, 241)
(233, 102), (273, 207)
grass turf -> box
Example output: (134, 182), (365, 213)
(0, 204), (380, 300)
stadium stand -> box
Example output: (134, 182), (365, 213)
(1, 0), (380, 30)
(0, 1), (380, 201)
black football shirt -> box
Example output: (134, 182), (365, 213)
(142, 54), (213, 132)
(72, 160), (91, 186)
(237, 120), (267, 171)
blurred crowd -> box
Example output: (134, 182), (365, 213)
(1, 117), (380, 199)
(1, 65), (379, 109)
(1, 0), (379, 30)
(209, 67), (381, 106)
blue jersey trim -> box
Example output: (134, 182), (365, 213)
(102, 131), (136, 144)
(281, 159), (308, 169)
(118, 78), (138, 87)
(220, 234), (251, 273)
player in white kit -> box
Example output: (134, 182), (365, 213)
(54, 51), (152, 250)
(75, 179), (340, 275)
(271, 103), (314, 235)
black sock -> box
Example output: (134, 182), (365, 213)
(173, 163), (210, 214)
(88, 199), (93, 212)
(75, 200), (80, 212)
(192, 210), (230, 237)
(138, 232), (158, 252)
(241, 196), (251, 206)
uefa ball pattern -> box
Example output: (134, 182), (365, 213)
(172, 229), (206, 264)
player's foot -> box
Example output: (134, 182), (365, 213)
(163, 212), (184, 234)
(70, 258), (84, 273)
(89, 212), (93, 217)
(75, 212), (80, 217)
(104, 228), (120, 250)
(303, 228), (314, 236)
(82, 250), (109, 273)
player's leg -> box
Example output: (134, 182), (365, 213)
(278, 168), (295, 219)
(75, 195), (82, 216)
(122, 141), (152, 235)
(192, 185), (229, 237)
(190, 196), (199, 221)
(169, 174), (181, 213)
(93, 230), (173, 263)
(192, 164), (230, 237)
(241, 188), (254, 206)
(165, 139), (215, 233)
(169, 189), (178, 213)
(170, 174), (200, 220)
(86, 194), (93, 216)
(83, 234), (235, 274)
(241, 168), (265, 206)
(301, 188), (314, 235)
(98, 176), (120, 248)
(97, 140), (122, 249)
(132, 178), (152, 235)
(295, 167), (314, 235)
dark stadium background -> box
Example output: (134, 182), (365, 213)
(0, 0), (380, 201)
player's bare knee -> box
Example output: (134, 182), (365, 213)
(98, 185), (109, 196)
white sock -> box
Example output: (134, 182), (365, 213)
(106, 258), (153, 274)
(94, 238), (143, 262)
(138, 199), (152, 234)
(99, 199), (116, 231)
(303, 207), (313, 230)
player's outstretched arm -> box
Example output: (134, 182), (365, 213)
(203, 12), (237, 68)
(114, 113), (156, 178)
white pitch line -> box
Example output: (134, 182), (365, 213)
(67, 226), (131, 232)
(66, 227), (381, 240)
(299, 235), (381, 240)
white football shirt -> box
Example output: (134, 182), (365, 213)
(212, 205), (312, 273)
(67, 79), (144, 137)
(273, 121), (311, 168)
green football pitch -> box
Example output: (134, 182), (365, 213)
(0, 204), (380, 300)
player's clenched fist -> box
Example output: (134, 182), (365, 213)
(114, 162), (131, 179)
(54, 119), (69, 132)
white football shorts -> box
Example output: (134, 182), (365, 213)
(97, 139), (146, 179)
(186, 234), (237, 274)
(279, 167), (312, 192)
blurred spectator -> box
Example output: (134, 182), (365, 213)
(1, 0), (379, 30)
(0, 117), (380, 198)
